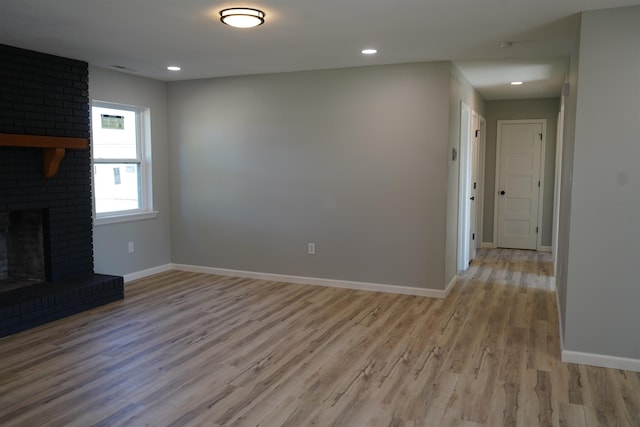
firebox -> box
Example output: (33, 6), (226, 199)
(0, 209), (46, 292)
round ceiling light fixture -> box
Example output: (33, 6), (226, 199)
(220, 8), (265, 28)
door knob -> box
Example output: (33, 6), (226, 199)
(500, 190), (506, 195)
(470, 196), (475, 200)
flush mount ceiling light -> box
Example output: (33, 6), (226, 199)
(510, 81), (524, 85)
(361, 49), (377, 55)
(220, 8), (265, 28)
(167, 66), (181, 71)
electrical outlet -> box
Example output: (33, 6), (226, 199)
(307, 243), (316, 255)
(128, 241), (134, 253)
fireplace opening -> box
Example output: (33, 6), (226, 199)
(0, 209), (47, 293)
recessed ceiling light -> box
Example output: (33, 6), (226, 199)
(510, 81), (523, 85)
(167, 66), (181, 71)
(362, 49), (377, 55)
(220, 8), (265, 28)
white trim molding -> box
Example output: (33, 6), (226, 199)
(95, 210), (159, 226)
(562, 350), (640, 372)
(172, 264), (451, 299)
(458, 101), (472, 271)
(123, 263), (172, 283)
(478, 242), (549, 252)
(445, 275), (458, 295)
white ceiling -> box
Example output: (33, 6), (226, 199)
(1, 0), (639, 100)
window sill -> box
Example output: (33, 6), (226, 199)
(94, 211), (159, 226)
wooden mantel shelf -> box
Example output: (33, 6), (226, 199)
(0, 133), (88, 178)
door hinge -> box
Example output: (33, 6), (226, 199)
(475, 129), (480, 138)
(473, 182), (477, 189)
(536, 226), (539, 234)
(539, 133), (543, 140)
(472, 233), (475, 240)
(538, 180), (541, 188)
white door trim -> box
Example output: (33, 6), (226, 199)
(469, 110), (479, 262)
(493, 119), (547, 251)
(458, 101), (472, 271)
(477, 115), (486, 247)
(552, 103), (565, 273)
(535, 120), (547, 251)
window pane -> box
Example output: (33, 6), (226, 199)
(94, 163), (141, 214)
(92, 106), (138, 159)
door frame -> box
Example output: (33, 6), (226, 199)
(469, 111), (480, 262)
(477, 116), (486, 246)
(457, 102), (485, 271)
(493, 119), (547, 251)
(457, 101), (472, 271)
(552, 104), (564, 273)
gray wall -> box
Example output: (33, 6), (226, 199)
(446, 65), (485, 283)
(168, 63), (452, 290)
(482, 98), (559, 247)
(562, 6), (640, 359)
(90, 66), (172, 276)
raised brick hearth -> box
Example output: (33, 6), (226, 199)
(0, 275), (123, 337)
(0, 44), (124, 338)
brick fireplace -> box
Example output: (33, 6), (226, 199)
(0, 44), (124, 338)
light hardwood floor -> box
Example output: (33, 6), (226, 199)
(0, 249), (638, 426)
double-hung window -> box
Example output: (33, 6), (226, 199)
(91, 101), (155, 224)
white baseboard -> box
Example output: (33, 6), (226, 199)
(123, 263), (173, 283)
(562, 350), (640, 372)
(481, 242), (551, 253)
(445, 275), (457, 294)
(172, 263), (450, 298)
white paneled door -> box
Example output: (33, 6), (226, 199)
(496, 120), (544, 250)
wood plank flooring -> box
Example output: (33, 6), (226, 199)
(0, 248), (638, 426)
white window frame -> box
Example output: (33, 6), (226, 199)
(91, 100), (157, 225)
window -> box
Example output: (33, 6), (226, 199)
(91, 101), (155, 224)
